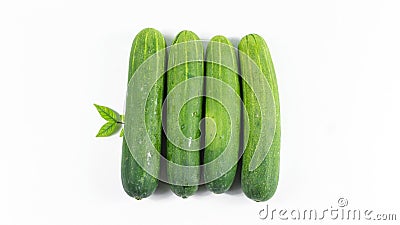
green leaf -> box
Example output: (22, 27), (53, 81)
(120, 115), (125, 123)
(94, 104), (120, 122)
(119, 128), (124, 137)
(96, 121), (121, 137)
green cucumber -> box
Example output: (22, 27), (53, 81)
(239, 34), (280, 202)
(204, 36), (240, 193)
(121, 28), (166, 199)
(166, 30), (203, 198)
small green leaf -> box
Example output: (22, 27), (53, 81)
(119, 128), (124, 137)
(96, 121), (121, 137)
(120, 115), (125, 123)
(94, 104), (120, 122)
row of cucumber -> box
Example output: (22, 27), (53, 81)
(122, 28), (280, 202)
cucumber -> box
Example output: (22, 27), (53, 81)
(121, 28), (166, 199)
(239, 34), (280, 202)
(166, 30), (203, 198)
(204, 36), (240, 193)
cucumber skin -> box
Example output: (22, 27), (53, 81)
(239, 34), (280, 202)
(121, 28), (166, 199)
(166, 30), (203, 198)
(204, 36), (240, 194)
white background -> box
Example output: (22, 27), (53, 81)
(2, 0), (400, 224)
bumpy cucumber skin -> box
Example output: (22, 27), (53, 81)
(166, 30), (203, 198)
(204, 36), (240, 194)
(239, 34), (280, 202)
(121, 28), (166, 199)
